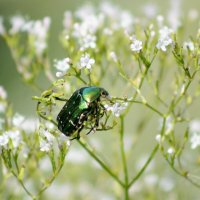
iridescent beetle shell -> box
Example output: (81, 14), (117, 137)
(57, 86), (109, 138)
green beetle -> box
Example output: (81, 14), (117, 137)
(57, 86), (110, 139)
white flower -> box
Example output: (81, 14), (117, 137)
(34, 40), (47, 55)
(190, 132), (200, 149)
(40, 139), (52, 152)
(54, 58), (71, 77)
(165, 116), (173, 134)
(143, 4), (157, 18)
(0, 134), (9, 148)
(156, 26), (173, 51)
(63, 11), (73, 29)
(12, 113), (25, 127)
(0, 103), (6, 113)
(109, 51), (118, 63)
(9, 15), (26, 34)
(155, 134), (162, 143)
(75, 4), (95, 21)
(120, 11), (134, 31)
(100, 2), (119, 19)
(188, 9), (199, 21)
(0, 86), (7, 99)
(183, 41), (195, 51)
(167, 147), (174, 154)
(42, 130), (55, 143)
(24, 17), (51, 56)
(104, 102), (128, 117)
(189, 120), (200, 133)
(167, 0), (181, 30)
(156, 15), (164, 27)
(21, 118), (38, 133)
(58, 134), (71, 147)
(79, 54), (95, 70)
(6, 130), (22, 148)
(0, 16), (5, 35)
(80, 34), (96, 51)
(45, 121), (55, 130)
(130, 38), (143, 52)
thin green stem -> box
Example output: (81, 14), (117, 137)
(112, 98), (164, 117)
(119, 117), (129, 200)
(77, 139), (124, 187)
(128, 144), (159, 187)
(34, 160), (65, 198)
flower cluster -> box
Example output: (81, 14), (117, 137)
(130, 36), (143, 53)
(156, 26), (173, 51)
(54, 57), (71, 77)
(0, 130), (22, 150)
(189, 120), (200, 149)
(104, 102), (128, 117)
(79, 53), (95, 70)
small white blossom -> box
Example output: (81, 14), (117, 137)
(45, 121), (55, 130)
(40, 139), (52, 152)
(54, 57), (71, 77)
(12, 113), (25, 127)
(9, 15), (26, 34)
(155, 134), (162, 143)
(120, 11), (134, 31)
(0, 134), (9, 148)
(24, 17), (51, 56)
(156, 15), (164, 27)
(190, 132), (200, 149)
(167, 147), (174, 154)
(104, 102), (128, 117)
(167, 0), (181, 30)
(109, 51), (118, 63)
(42, 130), (55, 143)
(21, 118), (38, 133)
(143, 3), (157, 18)
(63, 11), (73, 29)
(80, 34), (96, 50)
(0, 103), (6, 113)
(165, 116), (174, 134)
(183, 41), (195, 51)
(0, 86), (7, 99)
(189, 120), (200, 133)
(6, 130), (22, 148)
(0, 16), (5, 35)
(156, 26), (173, 52)
(58, 134), (71, 147)
(79, 54), (95, 70)
(130, 38), (143, 53)
(188, 9), (199, 21)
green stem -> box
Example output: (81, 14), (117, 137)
(120, 117), (129, 200)
(128, 144), (159, 187)
(112, 98), (164, 117)
(77, 139), (124, 187)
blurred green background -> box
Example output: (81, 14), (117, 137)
(0, 0), (199, 116)
(0, 1), (200, 199)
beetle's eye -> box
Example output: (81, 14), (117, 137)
(101, 90), (108, 97)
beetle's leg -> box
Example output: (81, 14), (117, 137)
(55, 97), (68, 101)
(70, 125), (84, 140)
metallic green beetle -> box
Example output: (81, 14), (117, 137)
(57, 86), (109, 139)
